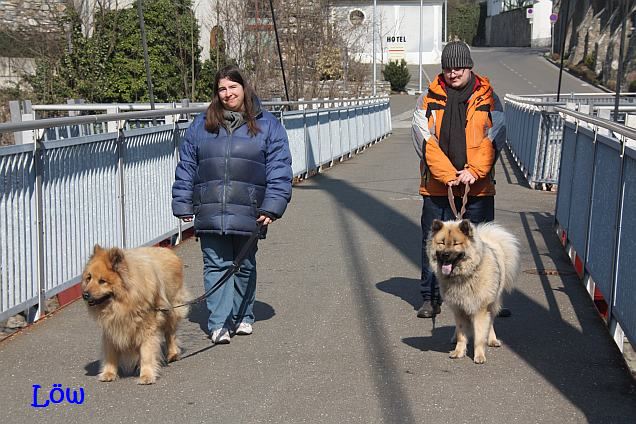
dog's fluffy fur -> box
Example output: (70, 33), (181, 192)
(81, 245), (189, 384)
(427, 219), (519, 364)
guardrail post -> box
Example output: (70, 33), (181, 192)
(9, 100), (23, 144)
(107, 106), (119, 133)
(116, 126), (127, 248)
(173, 121), (183, 245)
(33, 138), (47, 321)
(303, 108), (309, 178)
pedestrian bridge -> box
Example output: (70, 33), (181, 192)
(0, 95), (635, 423)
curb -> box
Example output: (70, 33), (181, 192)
(544, 55), (613, 93)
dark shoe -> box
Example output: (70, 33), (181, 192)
(497, 308), (511, 318)
(417, 301), (441, 318)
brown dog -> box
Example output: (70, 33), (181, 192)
(81, 245), (189, 384)
(427, 219), (519, 364)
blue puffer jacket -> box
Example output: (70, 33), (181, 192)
(172, 103), (292, 236)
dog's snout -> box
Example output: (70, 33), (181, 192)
(438, 251), (452, 263)
(82, 291), (91, 301)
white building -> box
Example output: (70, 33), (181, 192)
(330, 1), (446, 65)
(528, 0), (553, 48)
(194, 1), (447, 66)
(487, 0), (553, 48)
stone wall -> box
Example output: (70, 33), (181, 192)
(485, 8), (531, 47)
(0, 0), (66, 33)
(0, 0), (67, 76)
(554, 0), (636, 90)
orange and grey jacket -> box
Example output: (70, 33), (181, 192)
(411, 73), (506, 197)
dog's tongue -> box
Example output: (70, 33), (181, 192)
(442, 263), (453, 275)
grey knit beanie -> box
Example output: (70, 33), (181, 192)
(441, 41), (473, 69)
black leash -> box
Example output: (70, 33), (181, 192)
(157, 222), (263, 313)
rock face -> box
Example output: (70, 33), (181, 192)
(554, 0), (635, 89)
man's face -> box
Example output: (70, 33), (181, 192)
(442, 67), (471, 89)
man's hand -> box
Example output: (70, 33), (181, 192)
(180, 216), (193, 222)
(455, 169), (476, 185)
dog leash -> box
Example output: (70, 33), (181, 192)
(156, 222), (263, 313)
(447, 182), (470, 220)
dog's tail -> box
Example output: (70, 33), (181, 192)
(497, 229), (520, 293)
(477, 223), (520, 293)
(172, 286), (191, 320)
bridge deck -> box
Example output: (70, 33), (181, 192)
(1, 96), (635, 423)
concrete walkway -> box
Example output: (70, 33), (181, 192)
(1, 96), (635, 423)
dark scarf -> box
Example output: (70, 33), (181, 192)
(439, 73), (475, 170)
(222, 110), (245, 134)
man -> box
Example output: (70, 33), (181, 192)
(411, 41), (507, 318)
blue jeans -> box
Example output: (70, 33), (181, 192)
(200, 234), (257, 333)
(420, 195), (494, 303)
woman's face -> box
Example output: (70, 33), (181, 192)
(218, 77), (245, 112)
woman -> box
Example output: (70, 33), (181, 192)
(172, 65), (292, 344)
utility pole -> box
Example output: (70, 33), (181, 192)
(419, 0), (423, 93)
(556, 0), (571, 102)
(137, 0), (155, 109)
(373, 0), (377, 96)
(216, 2), (220, 70)
(613, 0), (629, 123)
(269, 0), (290, 103)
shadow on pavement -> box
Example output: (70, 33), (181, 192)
(500, 145), (532, 188)
(402, 326), (455, 354)
(188, 300), (276, 335)
(297, 169), (636, 423)
(376, 277), (421, 312)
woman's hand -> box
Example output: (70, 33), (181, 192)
(257, 214), (275, 226)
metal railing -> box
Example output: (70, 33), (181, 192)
(0, 97), (392, 322)
(504, 93), (636, 188)
(554, 107), (636, 350)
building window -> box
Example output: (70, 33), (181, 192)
(349, 9), (365, 26)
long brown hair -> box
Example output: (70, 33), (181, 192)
(205, 65), (260, 136)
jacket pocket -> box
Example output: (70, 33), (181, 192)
(193, 185), (204, 214)
(469, 111), (490, 148)
(247, 186), (258, 217)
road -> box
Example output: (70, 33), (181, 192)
(1, 48), (634, 424)
(405, 47), (603, 96)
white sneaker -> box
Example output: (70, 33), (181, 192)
(211, 328), (231, 344)
(234, 322), (253, 335)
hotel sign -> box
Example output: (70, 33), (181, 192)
(387, 35), (407, 61)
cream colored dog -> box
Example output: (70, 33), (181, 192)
(428, 219), (519, 364)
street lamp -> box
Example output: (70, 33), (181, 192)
(372, 0), (377, 96)
(419, 0), (423, 93)
(137, 0), (155, 109)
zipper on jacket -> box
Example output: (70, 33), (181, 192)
(222, 131), (232, 233)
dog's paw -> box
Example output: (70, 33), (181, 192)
(98, 370), (118, 382)
(488, 338), (502, 347)
(449, 349), (465, 359)
(137, 373), (157, 385)
(473, 354), (487, 364)
(166, 352), (180, 363)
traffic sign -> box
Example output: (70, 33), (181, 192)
(526, 8), (534, 19)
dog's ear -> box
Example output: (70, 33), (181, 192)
(459, 219), (473, 237)
(93, 244), (104, 255)
(431, 219), (444, 233)
(108, 247), (126, 272)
